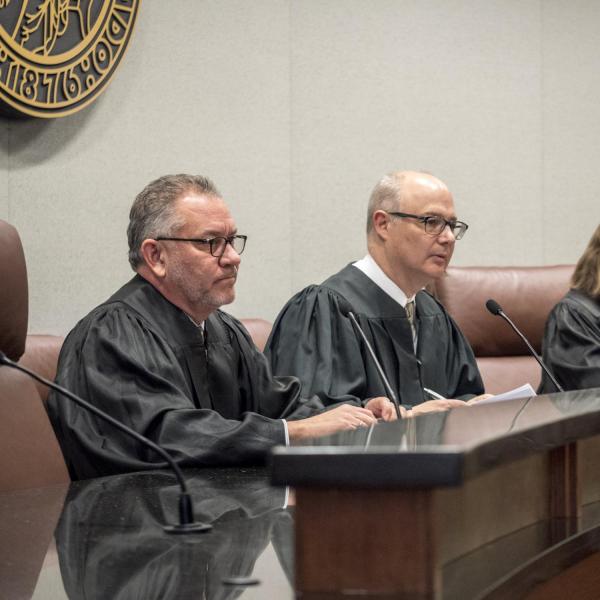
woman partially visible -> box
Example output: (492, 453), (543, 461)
(539, 223), (600, 393)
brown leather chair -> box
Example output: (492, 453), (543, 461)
(0, 219), (28, 361)
(0, 220), (69, 491)
(20, 334), (65, 403)
(431, 265), (574, 394)
(241, 317), (273, 352)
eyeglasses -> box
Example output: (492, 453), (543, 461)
(155, 234), (247, 257)
(385, 212), (469, 240)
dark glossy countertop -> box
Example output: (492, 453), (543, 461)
(271, 388), (600, 487)
(5, 466), (600, 600)
(4, 389), (600, 599)
(1, 467), (294, 600)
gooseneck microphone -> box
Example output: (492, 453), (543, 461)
(485, 299), (564, 393)
(337, 299), (402, 419)
(0, 350), (211, 534)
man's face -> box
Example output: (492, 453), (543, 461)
(384, 175), (457, 290)
(161, 193), (241, 314)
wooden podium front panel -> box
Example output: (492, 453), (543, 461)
(275, 390), (600, 598)
(294, 453), (553, 597)
(580, 436), (600, 506)
(295, 487), (437, 597)
(435, 452), (550, 565)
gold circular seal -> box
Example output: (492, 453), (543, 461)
(0, 0), (140, 118)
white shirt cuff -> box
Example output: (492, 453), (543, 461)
(282, 419), (290, 446)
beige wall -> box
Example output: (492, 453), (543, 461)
(1, 1), (599, 335)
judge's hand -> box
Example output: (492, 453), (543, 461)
(287, 404), (377, 442)
(364, 396), (398, 421)
(410, 398), (469, 415)
(466, 394), (494, 405)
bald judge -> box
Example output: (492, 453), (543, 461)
(266, 171), (489, 416)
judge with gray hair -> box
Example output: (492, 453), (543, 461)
(48, 174), (393, 480)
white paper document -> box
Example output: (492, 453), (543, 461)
(477, 383), (537, 405)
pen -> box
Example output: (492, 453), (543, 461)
(423, 387), (445, 400)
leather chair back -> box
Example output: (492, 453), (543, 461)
(0, 368), (70, 491)
(20, 335), (65, 403)
(0, 220), (28, 361)
(241, 318), (273, 352)
(432, 265), (574, 393)
(0, 220), (69, 490)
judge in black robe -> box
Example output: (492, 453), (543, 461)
(48, 174), (384, 479)
(266, 171), (486, 410)
(48, 174), (383, 481)
(47, 275), (321, 480)
(539, 289), (600, 393)
(539, 223), (600, 394)
(266, 264), (483, 408)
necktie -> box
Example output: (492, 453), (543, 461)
(405, 300), (417, 350)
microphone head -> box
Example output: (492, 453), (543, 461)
(485, 299), (503, 316)
(336, 297), (355, 318)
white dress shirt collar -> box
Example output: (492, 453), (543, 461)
(352, 254), (415, 307)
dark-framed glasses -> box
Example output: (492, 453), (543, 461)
(155, 234), (247, 257)
(386, 212), (469, 240)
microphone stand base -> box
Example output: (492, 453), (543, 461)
(163, 522), (213, 534)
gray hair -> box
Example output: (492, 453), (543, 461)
(366, 172), (407, 235)
(127, 174), (220, 270)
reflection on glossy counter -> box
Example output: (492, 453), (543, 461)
(272, 389), (600, 487)
(2, 468), (293, 600)
(297, 389), (600, 449)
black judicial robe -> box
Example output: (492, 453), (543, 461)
(47, 275), (319, 480)
(539, 289), (600, 394)
(265, 264), (483, 407)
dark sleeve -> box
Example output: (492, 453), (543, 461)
(443, 313), (485, 399)
(265, 286), (366, 406)
(540, 301), (600, 393)
(48, 307), (287, 479)
(219, 312), (326, 420)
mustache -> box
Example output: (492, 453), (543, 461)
(221, 266), (238, 278)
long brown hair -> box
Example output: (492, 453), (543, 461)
(572, 223), (600, 298)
